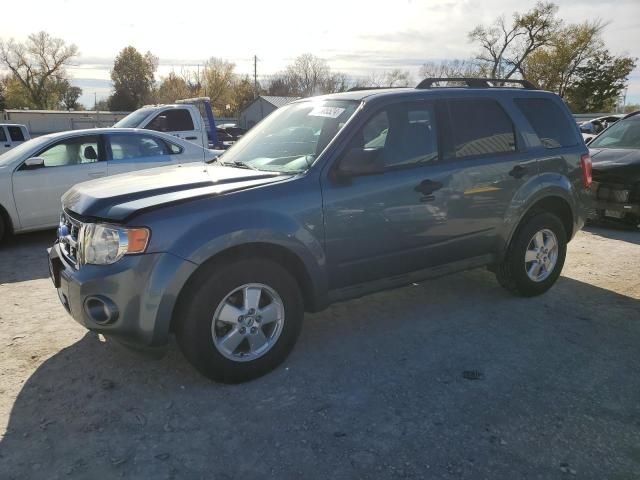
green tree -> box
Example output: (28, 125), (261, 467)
(469, 2), (560, 79)
(155, 72), (192, 104)
(109, 46), (157, 111)
(56, 79), (83, 110)
(0, 31), (79, 109)
(522, 20), (605, 95)
(231, 75), (256, 114)
(566, 50), (636, 112)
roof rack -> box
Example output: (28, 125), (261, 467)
(346, 86), (408, 92)
(416, 78), (536, 90)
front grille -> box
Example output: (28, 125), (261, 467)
(58, 211), (83, 269)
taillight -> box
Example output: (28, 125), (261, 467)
(580, 153), (592, 189)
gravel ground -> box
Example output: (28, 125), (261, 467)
(0, 227), (639, 480)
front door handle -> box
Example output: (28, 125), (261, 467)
(88, 172), (106, 178)
(185, 136), (197, 140)
(509, 164), (528, 179)
(4, 144), (9, 148)
(415, 179), (443, 196)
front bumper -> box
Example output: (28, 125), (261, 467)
(48, 242), (197, 347)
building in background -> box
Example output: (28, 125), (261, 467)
(1, 110), (130, 137)
(239, 96), (300, 130)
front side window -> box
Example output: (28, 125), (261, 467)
(345, 103), (439, 169)
(219, 100), (359, 173)
(447, 99), (516, 158)
(109, 134), (169, 160)
(148, 109), (194, 132)
(514, 98), (577, 149)
(37, 136), (100, 167)
(8, 126), (25, 142)
(589, 115), (640, 149)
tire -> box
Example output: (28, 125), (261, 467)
(174, 258), (304, 383)
(495, 211), (567, 297)
(0, 216), (5, 244)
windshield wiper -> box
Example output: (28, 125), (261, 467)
(230, 161), (259, 171)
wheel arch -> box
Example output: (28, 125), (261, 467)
(0, 202), (14, 238)
(170, 242), (322, 334)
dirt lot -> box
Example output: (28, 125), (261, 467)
(0, 227), (639, 479)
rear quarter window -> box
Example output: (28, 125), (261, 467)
(514, 98), (577, 149)
(0, 128), (6, 142)
(8, 126), (25, 142)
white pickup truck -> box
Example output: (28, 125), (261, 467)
(0, 124), (31, 155)
(112, 98), (218, 149)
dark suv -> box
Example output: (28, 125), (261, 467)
(48, 78), (592, 382)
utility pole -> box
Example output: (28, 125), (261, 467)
(254, 55), (258, 99)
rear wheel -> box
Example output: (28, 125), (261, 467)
(496, 212), (567, 297)
(175, 258), (304, 383)
(0, 216), (5, 244)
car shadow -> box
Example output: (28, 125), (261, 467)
(0, 230), (56, 284)
(1, 270), (639, 479)
(583, 224), (640, 245)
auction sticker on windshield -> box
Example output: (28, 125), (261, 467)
(309, 106), (346, 118)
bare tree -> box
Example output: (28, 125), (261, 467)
(285, 54), (331, 96)
(358, 69), (413, 88)
(0, 31), (79, 109)
(419, 59), (487, 79)
(469, 2), (560, 79)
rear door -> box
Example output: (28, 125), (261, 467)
(436, 96), (537, 257)
(12, 134), (107, 229)
(145, 108), (203, 146)
(106, 132), (180, 175)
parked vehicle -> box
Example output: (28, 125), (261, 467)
(48, 78), (591, 383)
(588, 111), (640, 227)
(216, 125), (247, 149)
(113, 97), (220, 149)
(579, 114), (625, 143)
(0, 124), (31, 155)
(0, 128), (217, 241)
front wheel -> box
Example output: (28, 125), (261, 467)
(495, 212), (567, 297)
(175, 258), (304, 383)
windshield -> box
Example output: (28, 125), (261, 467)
(590, 115), (640, 149)
(0, 136), (49, 166)
(218, 99), (360, 173)
(113, 109), (154, 128)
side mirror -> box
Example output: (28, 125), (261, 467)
(335, 147), (384, 177)
(579, 125), (591, 133)
(23, 157), (45, 170)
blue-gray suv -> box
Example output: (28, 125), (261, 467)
(48, 79), (592, 382)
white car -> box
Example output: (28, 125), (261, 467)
(0, 124), (30, 155)
(0, 128), (218, 241)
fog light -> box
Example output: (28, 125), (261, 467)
(83, 296), (119, 325)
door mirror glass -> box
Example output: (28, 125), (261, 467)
(337, 147), (384, 176)
(23, 157), (45, 169)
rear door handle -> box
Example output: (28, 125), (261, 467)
(88, 172), (106, 178)
(185, 136), (197, 140)
(509, 164), (528, 179)
(4, 144), (9, 148)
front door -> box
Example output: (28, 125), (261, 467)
(12, 134), (106, 229)
(145, 108), (202, 146)
(321, 100), (461, 289)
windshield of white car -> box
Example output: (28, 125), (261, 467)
(0, 136), (50, 166)
(217, 100), (360, 173)
(113, 109), (153, 128)
(590, 115), (640, 149)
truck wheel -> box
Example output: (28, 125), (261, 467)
(495, 212), (567, 297)
(175, 258), (304, 383)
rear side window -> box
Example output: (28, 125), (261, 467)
(109, 134), (170, 160)
(0, 128), (6, 142)
(447, 99), (516, 159)
(514, 98), (577, 149)
(8, 126), (25, 142)
(148, 109), (194, 132)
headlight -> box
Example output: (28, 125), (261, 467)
(80, 224), (150, 265)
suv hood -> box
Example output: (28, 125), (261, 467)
(590, 148), (640, 183)
(62, 163), (292, 221)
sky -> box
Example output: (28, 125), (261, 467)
(3, 0), (640, 108)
